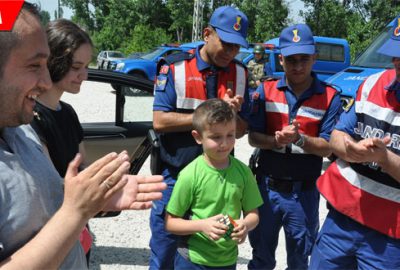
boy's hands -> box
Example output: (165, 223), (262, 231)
(202, 214), (229, 241)
(230, 219), (248, 244)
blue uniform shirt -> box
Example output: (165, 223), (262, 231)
(249, 72), (341, 142)
(335, 76), (400, 135)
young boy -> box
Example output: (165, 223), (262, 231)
(165, 99), (263, 269)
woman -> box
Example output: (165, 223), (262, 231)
(31, 19), (93, 264)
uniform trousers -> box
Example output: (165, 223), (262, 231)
(149, 171), (178, 270)
(248, 176), (320, 270)
(310, 208), (400, 270)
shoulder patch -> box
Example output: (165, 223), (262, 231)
(159, 65), (169, 75)
(251, 91), (260, 101)
(155, 75), (167, 92)
(342, 97), (354, 112)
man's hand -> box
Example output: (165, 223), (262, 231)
(223, 89), (243, 112)
(275, 119), (300, 147)
(344, 136), (391, 164)
(201, 214), (228, 241)
(62, 151), (132, 219)
(230, 219), (248, 244)
(103, 174), (166, 211)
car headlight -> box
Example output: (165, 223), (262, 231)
(116, 63), (125, 71)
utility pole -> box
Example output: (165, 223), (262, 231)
(192, 0), (204, 42)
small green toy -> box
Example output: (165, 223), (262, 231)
(218, 214), (238, 239)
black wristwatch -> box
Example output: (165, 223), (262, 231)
(294, 134), (305, 148)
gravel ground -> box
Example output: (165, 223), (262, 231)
(62, 81), (329, 270)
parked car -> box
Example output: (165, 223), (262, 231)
(62, 69), (154, 174)
(237, 36), (351, 83)
(113, 44), (187, 81)
(97, 50), (125, 70)
(326, 16), (397, 109)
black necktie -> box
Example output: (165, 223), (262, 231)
(206, 66), (218, 99)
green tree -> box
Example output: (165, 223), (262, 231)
(91, 0), (137, 51)
(250, 0), (289, 42)
(301, 0), (400, 61)
(166, 0), (194, 42)
(122, 24), (172, 53)
(39, 10), (51, 26)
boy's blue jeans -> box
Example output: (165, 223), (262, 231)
(248, 176), (320, 270)
(149, 174), (177, 270)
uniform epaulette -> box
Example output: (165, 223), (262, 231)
(321, 80), (342, 94)
(164, 51), (195, 64)
(156, 51), (195, 75)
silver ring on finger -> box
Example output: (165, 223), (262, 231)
(102, 180), (112, 190)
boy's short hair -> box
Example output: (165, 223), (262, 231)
(193, 99), (236, 133)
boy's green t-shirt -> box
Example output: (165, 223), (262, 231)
(166, 155), (263, 267)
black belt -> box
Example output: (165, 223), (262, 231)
(267, 177), (316, 193)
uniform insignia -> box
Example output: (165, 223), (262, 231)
(292, 29), (301, 42)
(394, 18), (400, 36)
(252, 92), (260, 100)
(342, 97), (354, 112)
(159, 65), (169, 75)
(233, 16), (242, 31)
(155, 75), (167, 92)
(227, 81), (234, 90)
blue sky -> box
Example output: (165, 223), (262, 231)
(34, 0), (305, 22)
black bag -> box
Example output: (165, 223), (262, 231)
(248, 148), (260, 175)
(148, 129), (163, 175)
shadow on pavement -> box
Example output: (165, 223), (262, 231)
(90, 246), (150, 269)
(89, 245), (250, 269)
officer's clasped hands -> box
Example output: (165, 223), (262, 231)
(343, 135), (391, 164)
(223, 89), (243, 112)
(275, 119), (301, 147)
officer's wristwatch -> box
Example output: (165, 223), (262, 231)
(294, 134), (305, 148)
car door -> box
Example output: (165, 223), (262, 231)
(61, 69), (154, 174)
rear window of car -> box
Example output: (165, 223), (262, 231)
(316, 42), (345, 62)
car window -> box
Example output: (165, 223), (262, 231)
(353, 27), (392, 68)
(316, 42), (345, 62)
(122, 85), (153, 122)
(141, 47), (164, 60)
(61, 79), (153, 123)
(163, 49), (182, 57)
(61, 80), (116, 123)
